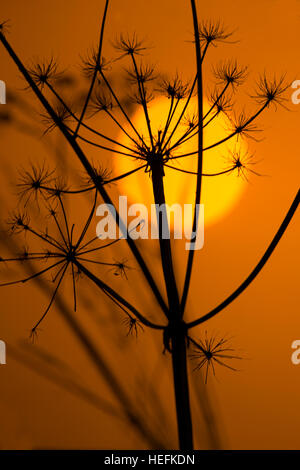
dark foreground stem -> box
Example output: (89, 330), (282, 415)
(151, 161), (193, 449)
(171, 329), (194, 450)
(151, 162), (180, 314)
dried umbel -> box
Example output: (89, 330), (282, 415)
(252, 73), (290, 109)
(0, 0), (298, 451)
(190, 333), (242, 383)
(2, 185), (145, 339)
(198, 20), (234, 47)
(213, 60), (248, 88)
(17, 162), (56, 206)
(81, 49), (111, 78)
(114, 32), (148, 58)
(28, 58), (63, 89)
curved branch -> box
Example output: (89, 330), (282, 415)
(187, 189), (300, 329)
(74, 0), (109, 137)
(68, 128), (138, 158)
(164, 164), (236, 177)
(40, 165), (147, 195)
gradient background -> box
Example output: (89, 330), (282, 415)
(0, 0), (299, 449)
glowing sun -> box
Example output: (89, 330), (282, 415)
(114, 97), (247, 228)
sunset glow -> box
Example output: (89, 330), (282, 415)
(115, 97), (247, 229)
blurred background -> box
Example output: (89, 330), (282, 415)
(0, 0), (299, 449)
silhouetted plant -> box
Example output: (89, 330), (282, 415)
(0, 0), (299, 450)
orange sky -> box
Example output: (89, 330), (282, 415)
(0, 0), (299, 450)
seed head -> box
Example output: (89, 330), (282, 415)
(90, 90), (114, 115)
(46, 176), (69, 199)
(208, 89), (234, 116)
(130, 88), (154, 106)
(17, 162), (56, 206)
(126, 63), (156, 85)
(225, 147), (262, 181)
(81, 48), (110, 78)
(229, 111), (262, 141)
(123, 316), (144, 337)
(81, 164), (112, 188)
(157, 75), (190, 100)
(114, 33), (148, 58)
(7, 212), (30, 234)
(198, 20), (235, 47)
(111, 258), (131, 280)
(190, 332), (242, 383)
(252, 74), (290, 109)
(213, 60), (248, 88)
(28, 58), (62, 89)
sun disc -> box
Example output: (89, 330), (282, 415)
(114, 97), (246, 232)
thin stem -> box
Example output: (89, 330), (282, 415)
(0, 253), (62, 262)
(181, 0), (204, 314)
(0, 260), (64, 287)
(171, 329), (194, 449)
(51, 210), (69, 249)
(160, 96), (175, 146)
(151, 162), (180, 317)
(164, 164), (237, 177)
(161, 99), (181, 149)
(32, 262), (69, 330)
(71, 261), (77, 312)
(173, 103), (268, 159)
(203, 82), (230, 120)
(46, 81), (140, 156)
(130, 53), (154, 147)
(108, 164), (146, 182)
(68, 128), (139, 159)
(74, 0), (110, 137)
(27, 226), (66, 252)
(161, 40), (208, 154)
(76, 257), (118, 267)
(74, 190), (98, 250)
(78, 237), (121, 255)
(100, 70), (147, 147)
(161, 75), (197, 153)
(40, 165), (147, 195)
(58, 195), (71, 246)
(173, 109), (219, 152)
(104, 107), (139, 147)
